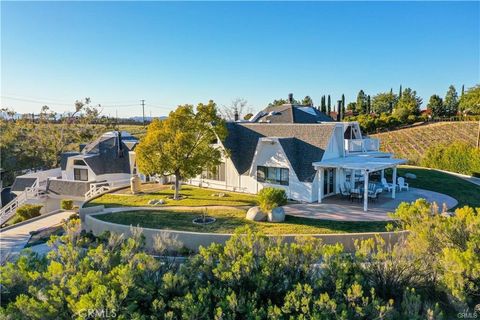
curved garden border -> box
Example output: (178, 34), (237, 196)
(81, 207), (409, 253)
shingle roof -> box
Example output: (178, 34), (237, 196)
(223, 123), (336, 182)
(11, 177), (37, 192)
(46, 179), (94, 198)
(255, 104), (333, 123)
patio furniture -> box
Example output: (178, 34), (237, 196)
(340, 185), (351, 199)
(381, 178), (394, 192)
(368, 188), (383, 202)
(397, 177), (409, 191)
(350, 188), (363, 202)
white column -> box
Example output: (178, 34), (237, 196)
(392, 166), (397, 199)
(318, 169), (323, 203)
(381, 169), (385, 181)
(363, 170), (369, 212)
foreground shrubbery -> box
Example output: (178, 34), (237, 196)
(1, 200), (479, 319)
(421, 141), (480, 176)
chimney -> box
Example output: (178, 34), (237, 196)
(288, 93), (294, 104)
(234, 110), (239, 122)
(117, 131), (124, 158)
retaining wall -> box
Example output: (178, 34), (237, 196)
(83, 209), (409, 252)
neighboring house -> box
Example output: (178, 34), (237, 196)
(187, 99), (407, 211)
(1, 132), (140, 224)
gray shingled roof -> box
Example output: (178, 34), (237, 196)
(223, 123), (336, 182)
(255, 104), (333, 123)
(11, 177), (37, 192)
(59, 133), (136, 175)
(46, 179), (94, 198)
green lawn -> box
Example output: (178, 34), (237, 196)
(86, 186), (258, 208)
(95, 208), (389, 234)
(391, 166), (480, 209)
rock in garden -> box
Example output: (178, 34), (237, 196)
(246, 206), (267, 221)
(218, 192), (226, 197)
(157, 199), (165, 205)
(268, 207), (285, 222)
(148, 199), (158, 205)
(405, 173), (417, 179)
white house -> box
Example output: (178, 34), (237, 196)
(187, 100), (407, 211)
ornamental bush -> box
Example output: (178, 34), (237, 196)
(258, 187), (287, 212)
(60, 199), (74, 210)
(12, 204), (42, 223)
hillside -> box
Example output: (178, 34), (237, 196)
(371, 121), (478, 164)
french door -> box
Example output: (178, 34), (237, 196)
(323, 168), (336, 197)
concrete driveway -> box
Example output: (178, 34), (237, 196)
(284, 187), (458, 222)
(0, 211), (73, 259)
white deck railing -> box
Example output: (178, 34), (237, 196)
(84, 179), (131, 200)
(0, 179), (41, 226)
(344, 138), (380, 154)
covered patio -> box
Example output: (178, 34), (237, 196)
(313, 156), (408, 212)
(284, 187), (458, 221)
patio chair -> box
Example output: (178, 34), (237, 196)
(381, 178), (393, 192)
(344, 181), (353, 192)
(397, 177), (409, 191)
(340, 185), (351, 199)
(368, 188), (383, 203)
(350, 188), (363, 203)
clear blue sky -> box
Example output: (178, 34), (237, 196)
(1, 1), (479, 117)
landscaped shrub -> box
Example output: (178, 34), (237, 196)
(61, 199), (74, 210)
(12, 204), (42, 224)
(258, 187), (287, 212)
(421, 141), (480, 175)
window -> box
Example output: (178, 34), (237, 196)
(202, 163), (226, 181)
(257, 166), (289, 186)
(74, 168), (88, 181)
(73, 159), (87, 166)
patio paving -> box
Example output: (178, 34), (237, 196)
(284, 187), (458, 222)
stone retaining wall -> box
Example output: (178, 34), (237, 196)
(83, 209), (409, 252)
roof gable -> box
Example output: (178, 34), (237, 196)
(223, 123), (336, 182)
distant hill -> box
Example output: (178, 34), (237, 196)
(371, 121), (478, 164)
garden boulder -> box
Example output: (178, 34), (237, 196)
(268, 207), (285, 222)
(246, 206), (267, 221)
(405, 173), (417, 179)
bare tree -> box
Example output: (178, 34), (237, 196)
(219, 98), (252, 121)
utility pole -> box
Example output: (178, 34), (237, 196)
(141, 99), (145, 127)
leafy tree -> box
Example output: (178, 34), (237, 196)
(427, 94), (445, 117)
(346, 102), (357, 111)
(372, 92), (397, 114)
(393, 88), (422, 121)
(459, 85), (480, 114)
(220, 98), (251, 121)
(135, 101), (226, 199)
(243, 113), (254, 120)
(301, 96), (313, 106)
(444, 85), (459, 116)
(268, 97), (299, 107)
(356, 90), (368, 114)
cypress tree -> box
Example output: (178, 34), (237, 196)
(399, 85), (402, 98)
(367, 95), (371, 114)
(327, 95), (331, 112)
(341, 94), (346, 119)
(461, 84), (465, 96)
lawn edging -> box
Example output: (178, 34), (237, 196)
(83, 208), (408, 253)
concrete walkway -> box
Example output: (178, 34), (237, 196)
(0, 211), (73, 259)
(284, 188), (458, 222)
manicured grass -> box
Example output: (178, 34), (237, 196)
(95, 208), (389, 234)
(86, 185), (258, 208)
(391, 166), (480, 209)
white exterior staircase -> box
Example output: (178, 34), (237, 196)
(0, 179), (44, 226)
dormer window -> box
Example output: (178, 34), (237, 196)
(73, 159), (87, 166)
